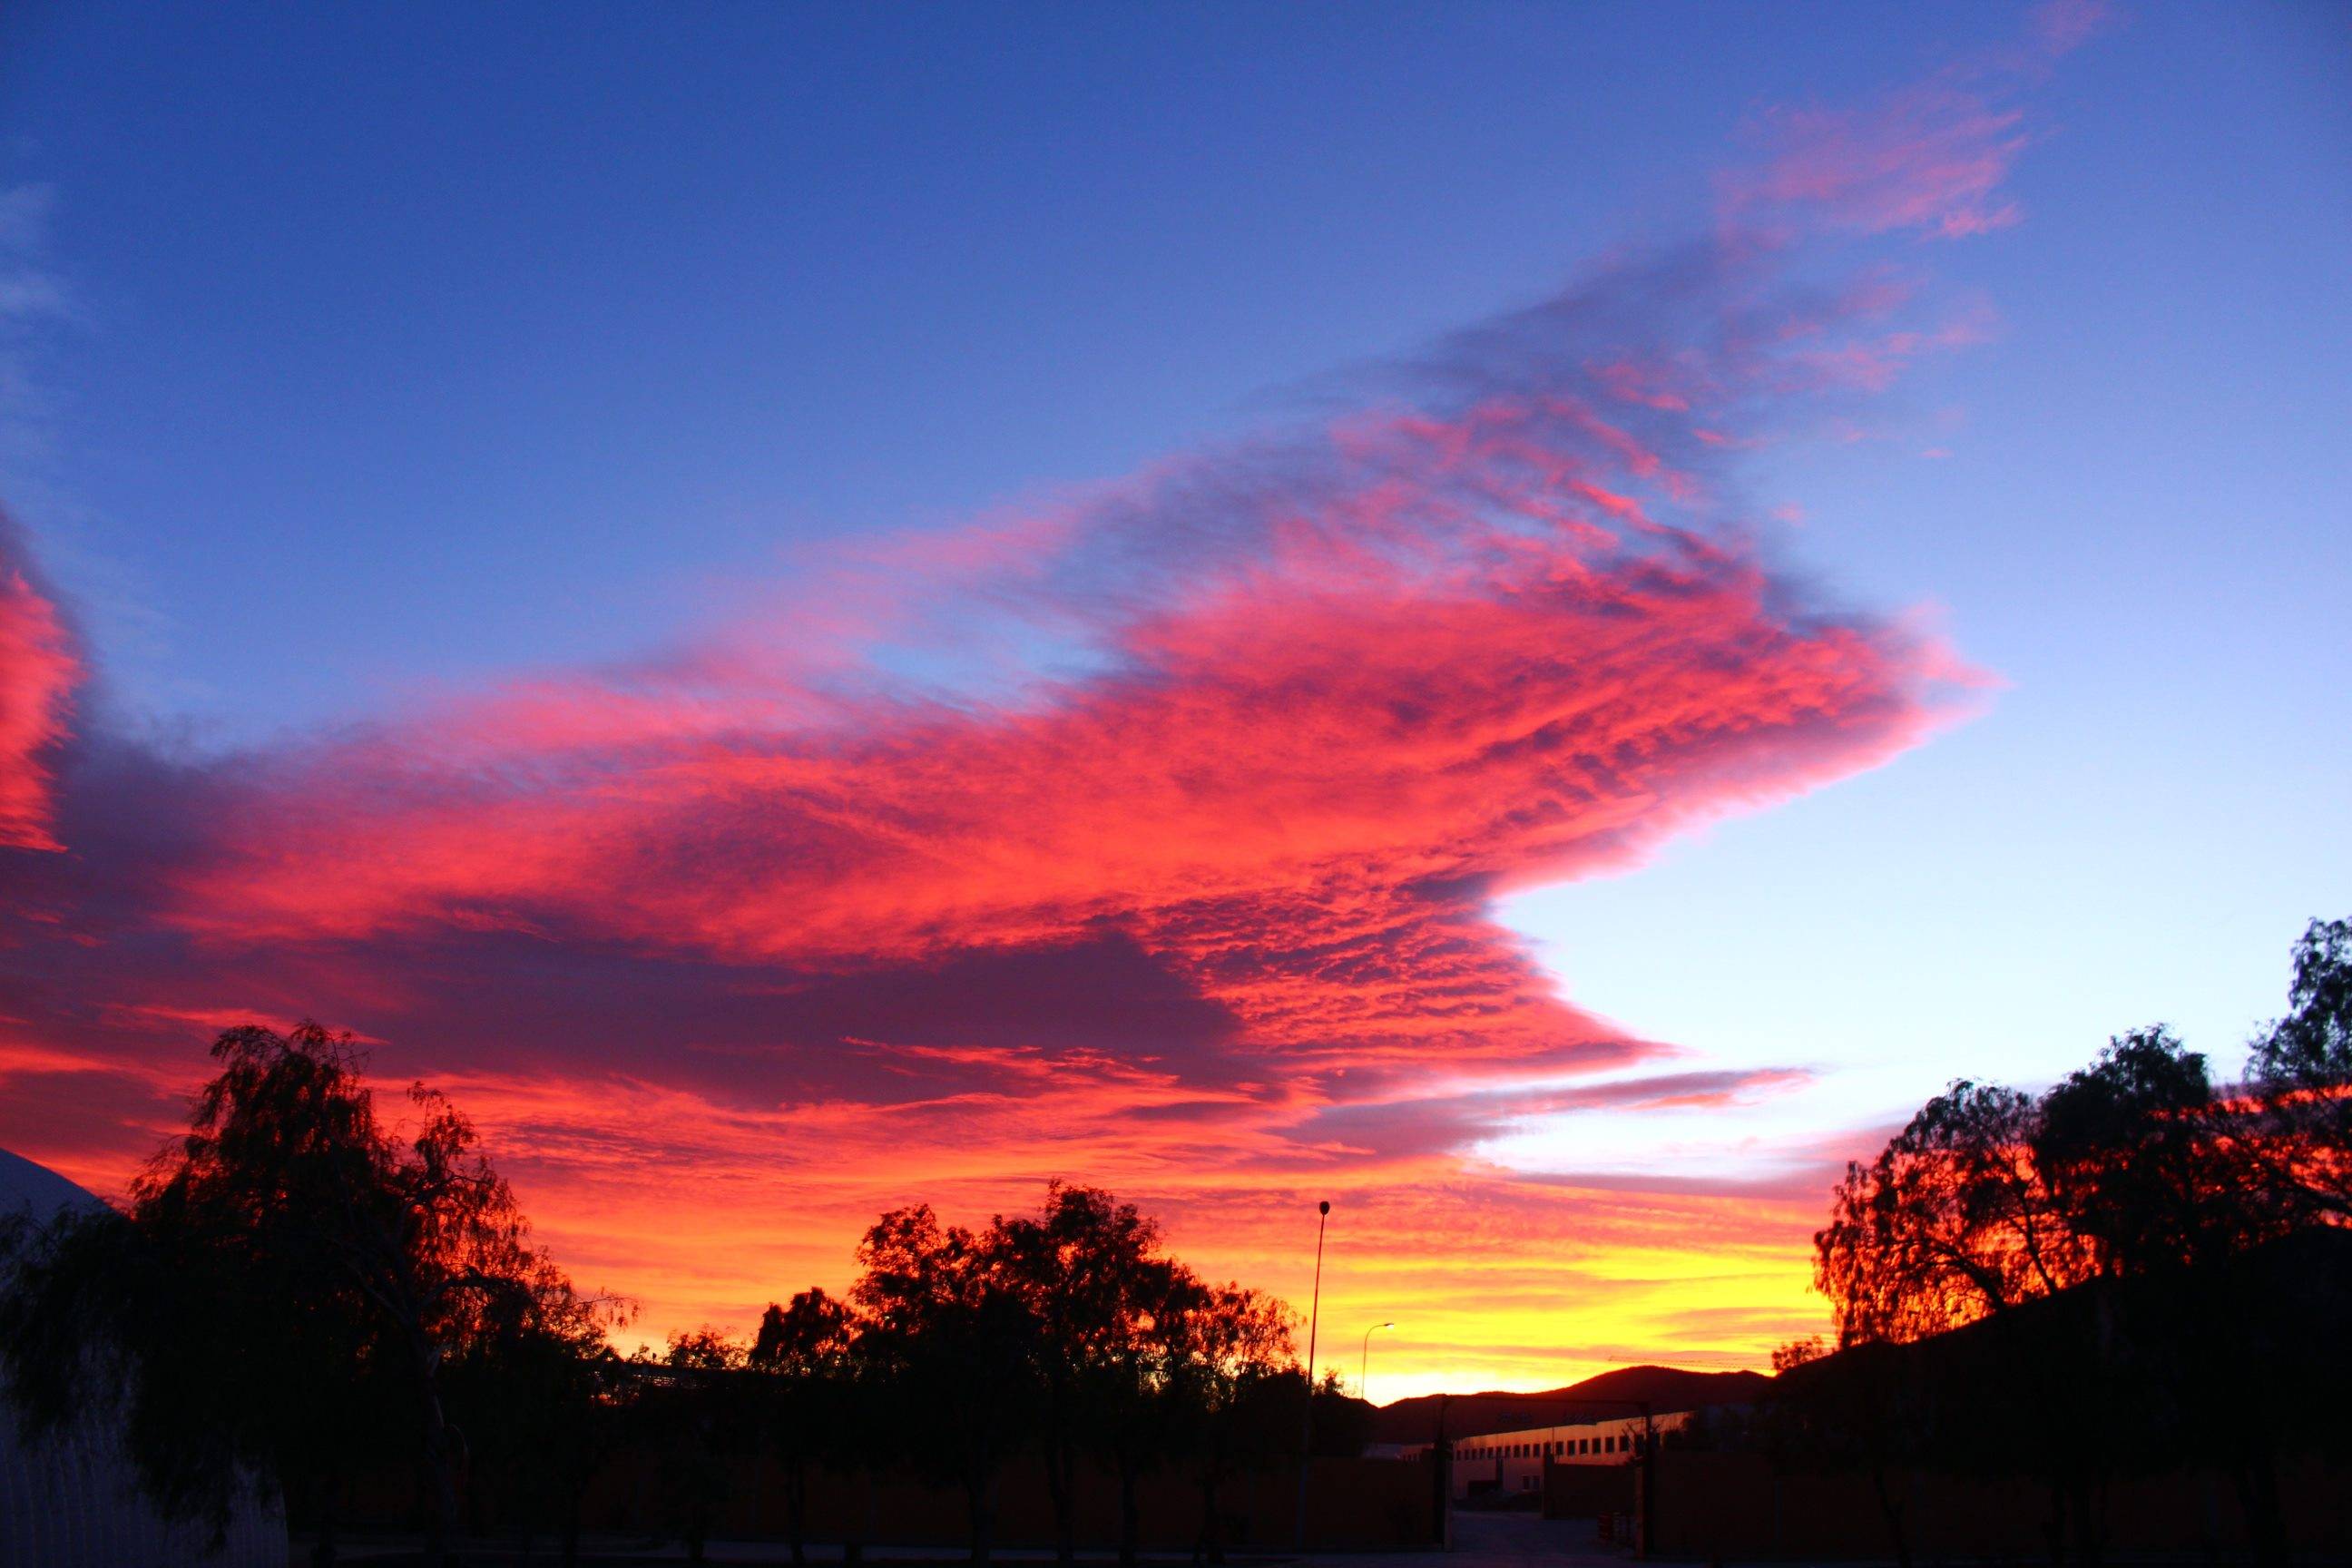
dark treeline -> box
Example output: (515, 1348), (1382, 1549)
(651, 1185), (1358, 1568)
(1758, 916), (2352, 1568)
(0, 1024), (1358, 1568)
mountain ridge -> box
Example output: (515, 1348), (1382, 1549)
(1370, 1364), (1769, 1445)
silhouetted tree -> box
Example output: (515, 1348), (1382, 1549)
(1092, 1257), (1206, 1567)
(2039, 1024), (2324, 1564)
(852, 1204), (1039, 1564)
(0, 1023), (583, 1568)
(0, 1179), (401, 1563)
(1814, 1074), (2118, 1561)
(995, 1182), (1203, 1568)
(444, 1289), (630, 1567)
(2038, 1027), (2290, 1274)
(1807, 919), (2352, 1566)
(1818, 1079), (2089, 1347)
(1305, 1367), (1374, 1457)
(633, 1328), (758, 1565)
(749, 1286), (862, 1568)
(2249, 916), (2352, 1222)
(1165, 1285), (1294, 1565)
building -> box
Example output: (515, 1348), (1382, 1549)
(1, 1147), (287, 1568)
(1399, 1410), (1696, 1501)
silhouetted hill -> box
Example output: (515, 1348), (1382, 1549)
(1371, 1364), (1770, 1445)
(0, 1146), (103, 1223)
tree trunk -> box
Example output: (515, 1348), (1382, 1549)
(560, 1486), (581, 1568)
(1117, 1455), (1142, 1568)
(965, 1471), (996, 1566)
(411, 1336), (462, 1568)
(1867, 1465), (1912, 1568)
(2064, 1476), (2102, 1568)
(845, 1465), (870, 1567)
(788, 1460), (809, 1568)
(1045, 1431), (1077, 1568)
(2232, 1453), (2288, 1568)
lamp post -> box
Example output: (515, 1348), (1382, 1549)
(1359, 1321), (1395, 1401)
(1294, 1199), (1329, 1552)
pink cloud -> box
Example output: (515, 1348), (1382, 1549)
(0, 526), (77, 852)
(1717, 4), (2107, 248)
(0, 13), (2101, 1377)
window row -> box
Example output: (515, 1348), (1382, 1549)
(1455, 1432), (1641, 1461)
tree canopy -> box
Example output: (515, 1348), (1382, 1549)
(0, 1023), (605, 1567)
(1796, 916), (2352, 1568)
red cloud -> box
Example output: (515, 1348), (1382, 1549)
(154, 389), (1964, 1094)
(0, 526), (78, 852)
(0, 13), (2097, 1382)
(0, 330), (1963, 1367)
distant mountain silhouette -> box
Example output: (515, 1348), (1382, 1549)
(0, 1145), (103, 1225)
(1371, 1364), (1769, 1445)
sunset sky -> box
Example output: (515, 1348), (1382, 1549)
(2, 2), (2347, 1398)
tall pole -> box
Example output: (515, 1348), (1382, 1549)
(1433, 1393), (1452, 1550)
(1359, 1321), (1394, 1400)
(1294, 1199), (1329, 1552)
(1637, 1399), (1654, 1561)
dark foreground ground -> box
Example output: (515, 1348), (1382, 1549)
(294, 1511), (1631, 1567)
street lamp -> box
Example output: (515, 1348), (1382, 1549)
(1294, 1199), (1329, 1552)
(1359, 1321), (1395, 1401)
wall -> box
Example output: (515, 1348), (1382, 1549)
(1540, 1458), (1633, 1523)
(1641, 1451), (2352, 1560)
(404, 1451), (1439, 1552)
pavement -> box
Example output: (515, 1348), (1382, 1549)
(1318, 1509), (1632, 1568)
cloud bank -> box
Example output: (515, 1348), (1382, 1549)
(0, 7), (2097, 1388)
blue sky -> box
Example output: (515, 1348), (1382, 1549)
(2, 1), (2348, 1363)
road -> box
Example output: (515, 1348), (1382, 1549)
(1314, 1509), (1629, 1568)
(297, 1507), (1638, 1564)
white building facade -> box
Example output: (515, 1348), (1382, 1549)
(1399, 1409), (1693, 1500)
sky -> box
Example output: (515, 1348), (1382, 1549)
(1, 1), (2347, 1397)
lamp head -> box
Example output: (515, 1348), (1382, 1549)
(1318, 1200), (1330, 1216)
